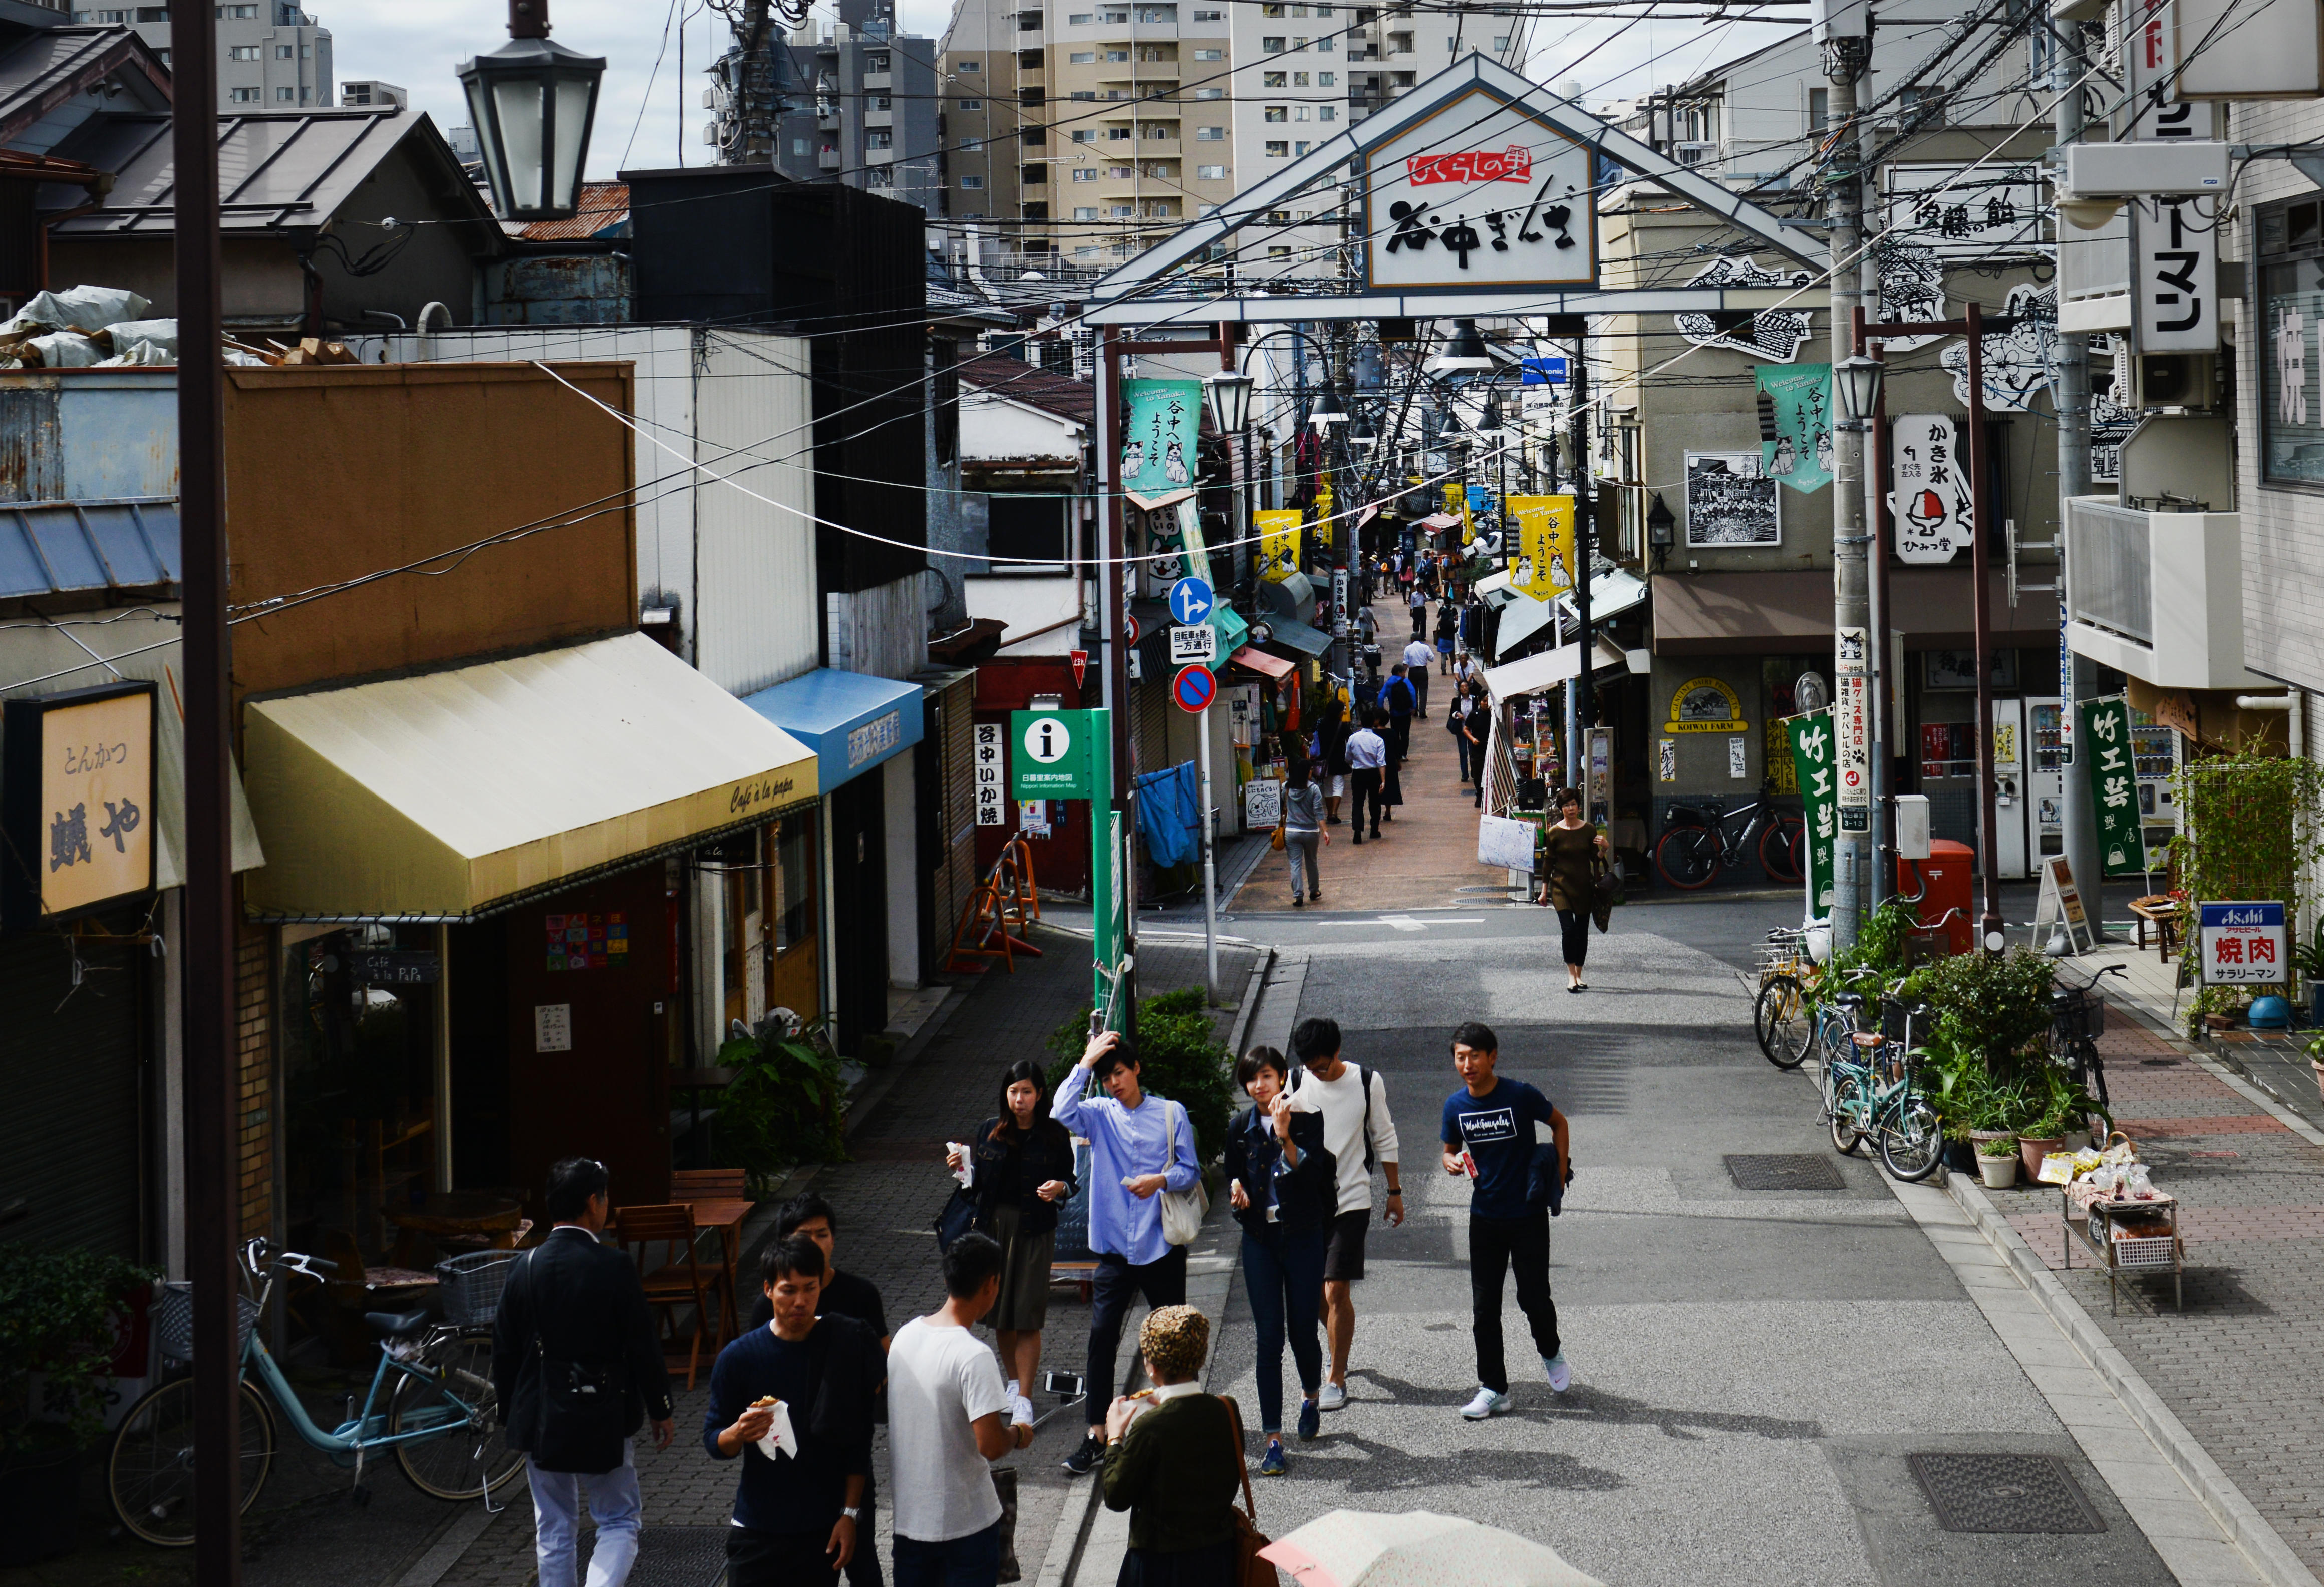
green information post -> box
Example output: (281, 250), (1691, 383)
(1786, 706), (1838, 917)
(2078, 696), (2148, 877)
(1010, 708), (1118, 1010)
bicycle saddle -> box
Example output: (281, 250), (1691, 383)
(1850, 1032), (1886, 1048)
(1833, 993), (1865, 1008)
(366, 1309), (431, 1336)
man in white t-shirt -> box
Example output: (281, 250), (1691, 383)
(1287, 1015), (1402, 1412)
(886, 1233), (1032, 1586)
(1401, 637), (1435, 719)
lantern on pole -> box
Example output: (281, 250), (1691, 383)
(458, 0), (606, 223)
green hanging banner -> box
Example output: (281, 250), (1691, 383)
(2079, 695), (2149, 876)
(1756, 363), (1834, 494)
(1786, 706), (1839, 915)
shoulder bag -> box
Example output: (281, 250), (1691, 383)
(520, 1247), (633, 1474)
(1159, 1102), (1209, 1246)
(1218, 1398), (1274, 1587)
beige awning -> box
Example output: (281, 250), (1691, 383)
(242, 633), (819, 919)
(1482, 637), (1629, 704)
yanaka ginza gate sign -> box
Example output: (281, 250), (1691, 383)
(1362, 90), (1597, 292)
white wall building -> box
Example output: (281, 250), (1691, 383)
(96, 1), (334, 107)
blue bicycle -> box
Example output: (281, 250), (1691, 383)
(1828, 1001), (1945, 1182)
(108, 1239), (525, 1546)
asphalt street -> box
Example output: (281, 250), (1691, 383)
(1173, 899), (2188, 1587)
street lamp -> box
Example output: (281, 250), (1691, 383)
(1203, 368), (1253, 437)
(1473, 392), (1509, 442)
(1647, 492), (1675, 570)
(458, 0), (606, 223)
(1425, 318), (1493, 380)
(1347, 408), (1378, 451)
(1833, 353), (1885, 430)
(1308, 383), (1349, 431)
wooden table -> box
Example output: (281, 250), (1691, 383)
(678, 1198), (755, 1338)
(2128, 895), (2180, 961)
(384, 1191), (525, 1269)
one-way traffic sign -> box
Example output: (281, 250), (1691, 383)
(1169, 624), (1218, 664)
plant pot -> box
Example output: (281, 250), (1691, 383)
(0, 1444), (80, 1565)
(2019, 1136), (2064, 1180)
(2063, 1130), (2092, 1154)
(1977, 1152), (2020, 1189)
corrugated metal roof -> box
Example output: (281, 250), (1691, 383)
(959, 352), (1093, 425)
(46, 109), (493, 235)
(0, 497), (178, 602)
(0, 26), (171, 151)
(517, 181), (628, 240)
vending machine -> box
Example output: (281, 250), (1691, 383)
(2131, 709), (2180, 865)
(2028, 698), (2066, 869)
(1992, 699), (2028, 878)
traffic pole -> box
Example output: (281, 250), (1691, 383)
(1197, 705), (1218, 1004)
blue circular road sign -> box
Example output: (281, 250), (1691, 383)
(1168, 576), (1215, 626)
(1172, 664), (1217, 714)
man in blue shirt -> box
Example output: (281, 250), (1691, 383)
(1052, 1030), (1202, 1477)
(1438, 1020), (1571, 1421)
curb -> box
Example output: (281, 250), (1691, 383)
(1943, 1170), (2322, 1587)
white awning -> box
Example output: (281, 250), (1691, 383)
(1483, 636), (1630, 704)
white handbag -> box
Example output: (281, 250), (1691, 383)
(1159, 1101), (1208, 1245)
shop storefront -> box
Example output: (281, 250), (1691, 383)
(241, 632), (818, 1255)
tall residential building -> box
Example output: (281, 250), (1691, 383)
(938, 0), (1025, 253)
(89, 1), (333, 107)
(769, 0), (943, 213)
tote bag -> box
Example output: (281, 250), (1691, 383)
(1159, 1102), (1209, 1245)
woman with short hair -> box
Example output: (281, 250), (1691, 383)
(1541, 786), (1611, 992)
(1102, 1306), (1247, 1586)
(1224, 1047), (1335, 1475)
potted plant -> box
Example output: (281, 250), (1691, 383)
(2296, 918), (2324, 1027)
(710, 1012), (847, 1195)
(0, 1243), (156, 1564)
(2015, 1111), (2068, 1181)
(1975, 1135), (2019, 1189)
(2305, 1031), (2324, 1093)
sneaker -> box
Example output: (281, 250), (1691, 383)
(1061, 1434), (1104, 1476)
(1543, 1353), (1571, 1393)
(1014, 1394), (1037, 1427)
(1461, 1387), (1513, 1420)
(1293, 895), (1305, 908)
(1296, 1398), (1320, 1442)
(1318, 1381), (1348, 1412)
(1258, 1439), (1289, 1477)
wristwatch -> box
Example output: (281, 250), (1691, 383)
(842, 1507), (862, 1522)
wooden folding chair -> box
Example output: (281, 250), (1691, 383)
(670, 1168), (749, 1200)
(615, 1204), (726, 1390)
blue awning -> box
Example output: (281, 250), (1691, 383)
(740, 668), (924, 790)
(0, 498), (179, 602)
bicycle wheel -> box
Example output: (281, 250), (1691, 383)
(392, 1329), (526, 1501)
(1759, 816), (1805, 884)
(1878, 1094), (1946, 1183)
(1755, 975), (1812, 1069)
(1654, 826), (1719, 891)
(1829, 1074), (1869, 1157)
(109, 1377), (275, 1547)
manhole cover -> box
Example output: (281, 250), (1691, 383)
(577, 1527), (730, 1587)
(1908, 1454), (2106, 1534)
(1724, 1154), (1845, 1191)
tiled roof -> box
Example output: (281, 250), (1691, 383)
(959, 351), (1092, 426)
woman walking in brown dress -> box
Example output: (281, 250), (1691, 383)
(1540, 787), (1610, 992)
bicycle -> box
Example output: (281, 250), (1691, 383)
(1754, 957), (1873, 1071)
(1654, 783), (1804, 891)
(1828, 1000), (1946, 1181)
(2050, 959), (2126, 1141)
(108, 1239), (525, 1546)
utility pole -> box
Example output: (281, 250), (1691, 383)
(2053, 18), (2104, 925)
(1825, 23), (1873, 949)
(1567, 322), (1593, 795)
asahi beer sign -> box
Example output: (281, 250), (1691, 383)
(1361, 90), (1596, 292)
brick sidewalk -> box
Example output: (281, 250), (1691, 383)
(1984, 1000), (2324, 1573)
(432, 927), (1260, 1587)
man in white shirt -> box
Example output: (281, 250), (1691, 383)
(1287, 1016), (1402, 1411)
(1343, 713), (1387, 843)
(1401, 637), (1435, 719)
(886, 1233), (1032, 1587)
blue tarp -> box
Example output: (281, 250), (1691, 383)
(1134, 760), (1202, 869)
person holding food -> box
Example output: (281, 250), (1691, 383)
(946, 1059), (1078, 1424)
(705, 1236), (885, 1587)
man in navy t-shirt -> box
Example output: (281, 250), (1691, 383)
(1438, 1020), (1571, 1420)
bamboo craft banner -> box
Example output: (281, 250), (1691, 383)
(2078, 695), (2148, 876)
(1786, 707), (1839, 915)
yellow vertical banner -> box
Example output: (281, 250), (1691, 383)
(1256, 509), (1303, 582)
(1312, 473), (1334, 548)
(1507, 495), (1577, 601)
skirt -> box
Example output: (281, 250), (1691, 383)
(1116, 1540), (1237, 1587)
(987, 1200), (1055, 1332)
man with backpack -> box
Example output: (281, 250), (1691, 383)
(1286, 1017), (1402, 1412)
(1382, 665), (1417, 766)
(493, 1157), (676, 1587)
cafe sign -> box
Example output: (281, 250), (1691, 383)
(3, 681), (157, 926)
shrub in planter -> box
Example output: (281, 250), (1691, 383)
(1047, 988), (1234, 1167)
(1903, 948), (2057, 1074)
(1975, 1135), (2018, 1158)
(711, 1014), (848, 1191)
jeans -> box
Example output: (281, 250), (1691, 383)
(1387, 714), (1411, 763)
(1409, 671), (1428, 719)
(893, 1519), (1005, 1587)
(728, 1526), (839, 1587)
(528, 1442), (642, 1587)
(1286, 830), (1320, 899)
(1470, 1211), (1560, 1395)
(1088, 1245), (1188, 1411)
(1455, 732), (1474, 784)
(1348, 770), (1383, 837)
(1557, 908), (1590, 970)
(1240, 1225), (1327, 1432)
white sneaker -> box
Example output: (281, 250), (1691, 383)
(1012, 1394), (1036, 1428)
(1318, 1381), (1348, 1411)
(1460, 1387), (1513, 1420)
(1543, 1353), (1571, 1393)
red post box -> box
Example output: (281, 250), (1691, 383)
(1901, 840), (1976, 957)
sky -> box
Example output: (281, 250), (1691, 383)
(318, 0), (1799, 182)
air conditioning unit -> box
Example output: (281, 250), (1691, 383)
(2132, 352), (2216, 410)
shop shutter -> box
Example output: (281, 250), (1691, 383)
(0, 924), (146, 1255)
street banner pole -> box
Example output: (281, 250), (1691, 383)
(1197, 709), (1217, 1002)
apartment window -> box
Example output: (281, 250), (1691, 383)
(1195, 125), (1223, 139)
(1294, 139), (1311, 153)
(1808, 87), (1828, 130)
(1076, 244), (1104, 258)
(300, 85), (310, 101)
(275, 43), (292, 57)
(1492, 34), (1509, 48)
(1075, 205), (1098, 218)
(1388, 30), (1410, 50)
(1192, 9), (1223, 17)
(1136, 5), (1176, 19)
(1022, 201), (1049, 217)
(1292, 36), (1307, 49)
(274, 86), (294, 100)
(1069, 10), (1092, 19)
(1318, 71), (1335, 84)
(959, 58), (980, 69)
(1017, 8), (1040, 27)
(1265, 105), (1287, 121)
(793, 137), (809, 155)
(1107, 126), (1130, 139)
(1021, 126), (1046, 145)
(1264, 72), (1287, 87)
(1267, 208), (1291, 222)
(1196, 163), (1226, 178)
(869, 129), (893, 147)
(1193, 47), (1222, 59)
(962, 137), (984, 151)
(1110, 203), (1135, 216)
(1265, 139), (1288, 155)
(1143, 122), (1173, 137)
(1020, 162), (1046, 182)
(1263, 35), (1285, 50)
(1071, 90), (1096, 99)
(1319, 104), (1336, 120)
(1109, 163), (1133, 175)
(1269, 246), (1293, 257)
(1073, 167), (1099, 180)
(1195, 86), (1223, 97)
(960, 174), (985, 188)
(1106, 48), (1129, 60)
(228, 44), (260, 60)
(960, 98), (981, 109)
(867, 52), (891, 70)
(1070, 49), (1095, 61)
(1071, 128), (1097, 141)
(1294, 104), (1309, 119)
(135, 4), (166, 15)
(218, 3), (256, 14)
(1317, 37), (1332, 49)
(1292, 70), (1309, 85)
(873, 95), (892, 109)
(1262, 2), (1283, 12)
(229, 85), (261, 100)
(1019, 87), (1043, 104)
(1101, 8), (1128, 17)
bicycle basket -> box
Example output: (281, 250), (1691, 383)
(153, 1283), (262, 1364)
(2050, 989), (2106, 1040)
(436, 1250), (522, 1328)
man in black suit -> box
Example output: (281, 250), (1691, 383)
(493, 1158), (676, 1587)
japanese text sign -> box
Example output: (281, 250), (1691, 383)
(2078, 696), (2149, 875)
(1890, 413), (1972, 564)
(1506, 495), (1576, 601)
(1010, 709), (1105, 800)
(1755, 363), (1833, 494)
(3, 681), (156, 925)
(1121, 379), (1201, 497)
(1256, 510), (1303, 583)
(1362, 90), (1596, 292)
(1786, 707), (1838, 915)
(2134, 196), (2218, 354)
(1883, 163), (2043, 260)
(2199, 901), (2287, 986)
(974, 722), (1007, 826)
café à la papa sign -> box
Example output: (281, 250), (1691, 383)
(1361, 89), (1596, 293)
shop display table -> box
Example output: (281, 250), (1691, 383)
(2062, 1187), (2181, 1314)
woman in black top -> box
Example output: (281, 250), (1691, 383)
(947, 1060), (1077, 1410)
(1222, 1047), (1336, 1476)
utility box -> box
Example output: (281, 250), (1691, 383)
(1894, 794), (1931, 859)
(1903, 840), (1976, 957)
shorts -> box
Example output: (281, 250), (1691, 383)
(1323, 1208), (1370, 1281)
(1329, 774), (1347, 798)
